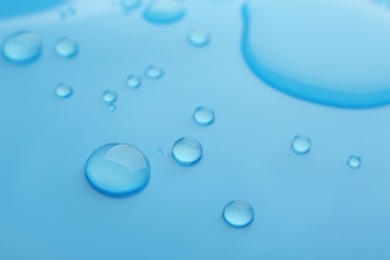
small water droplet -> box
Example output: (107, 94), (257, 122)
(127, 75), (142, 88)
(122, 0), (141, 11)
(55, 37), (79, 58)
(102, 90), (117, 103)
(223, 200), (254, 228)
(172, 137), (202, 167)
(291, 134), (311, 155)
(157, 148), (164, 155)
(145, 66), (164, 79)
(108, 104), (117, 111)
(188, 28), (210, 47)
(348, 155), (361, 169)
(144, 0), (185, 24)
(55, 83), (73, 98)
(193, 106), (215, 126)
(2, 31), (42, 64)
(85, 143), (150, 197)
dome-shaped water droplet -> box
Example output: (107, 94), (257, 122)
(55, 83), (73, 98)
(188, 28), (210, 47)
(127, 75), (142, 89)
(2, 31), (42, 64)
(193, 106), (215, 126)
(102, 90), (117, 103)
(145, 66), (164, 79)
(55, 37), (78, 58)
(223, 200), (254, 228)
(172, 137), (202, 167)
(348, 155), (361, 169)
(144, 0), (185, 24)
(85, 143), (150, 197)
(291, 134), (311, 155)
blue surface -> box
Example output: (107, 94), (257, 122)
(1, 0), (390, 259)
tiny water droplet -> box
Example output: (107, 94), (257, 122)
(144, 0), (185, 24)
(291, 134), (311, 155)
(193, 106), (215, 126)
(172, 137), (202, 167)
(157, 148), (164, 155)
(2, 31), (42, 64)
(85, 143), (150, 197)
(127, 75), (142, 88)
(55, 37), (79, 58)
(188, 28), (210, 47)
(145, 66), (164, 79)
(108, 104), (117, 111)
(348, 155), (361, 169)
(223, 200), (254, 228)
(55, 83), (73, 98)
(121, 0), (141, 11)
(102, 90), (117, 103)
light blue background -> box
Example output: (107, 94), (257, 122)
(1, 0), (390, 259)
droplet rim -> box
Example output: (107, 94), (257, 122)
(291, 134), (311, 155)
(193, 106), (215, 126)
(172, 137), (203, 167)
(2, 31), (42, 65)
(222, 200), (255, 228)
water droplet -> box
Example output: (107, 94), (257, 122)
(188, 28), (210, 47)
(122, 0), (141, 11)
(102, 90), (117, 104)
(193, 106), (215, 126)
(2, 31), (42, 64)
(127, 75), (142, 88)
(55, 83), (73, 98)
(55, 37), (78, 58)
(157, 148), (164, 155)
(242, 0), (390, 108)
(172, 137), (202, 167)
(223, 200), (254, 228)
(108, 104), (117, 111)
(145, 66), (164, 79)
(85, 143), (150, 197)
(291, 134), (311, 155)
(348, 155), (361, 169)
(144, 0), (185, 24)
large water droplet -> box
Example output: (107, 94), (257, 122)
(127, 75), (142, 89)
(348, 155), (361, 169)
(2, 31), (42, 64)
(193, 106), (215, 126)
(172, 137), (202, 167)
(144, 0), (185, 24)
(55, 83), (73, 98)
(242, 0), (390, 108)
(55, 37), (78, 58)
(188, 28), (210, 47)
(291, 134), (311, 155)
(85, 143), (150, 197)
(223, 200), (254, 228)
(145, 66), (164, 79)
(102, 90), (117, 103)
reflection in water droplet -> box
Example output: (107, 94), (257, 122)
(85, 143), (150, 197)
(55, 83), (73, 98)
(127, 75), (142, 89)
(291, 134), (311, 155)
(2, 31), (42, 64)
(193, 106), (215, 126)
(102, 90), (117, 103)
(144, 0), (185, 24)
(348, 155), (361, 169)
(55, 37), (79, 58)
(242, 0), (390, 108)
(188, 28), (210, 47)
(223, 200), (254, 228)
(172, 137), (202, 167)
(145, 66), (164, 79)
